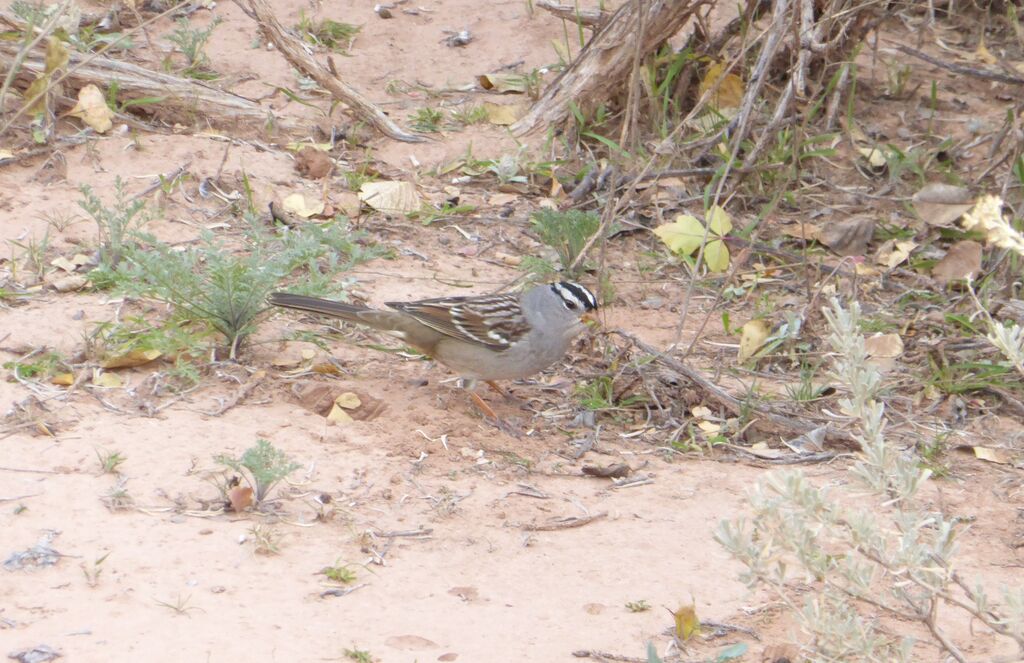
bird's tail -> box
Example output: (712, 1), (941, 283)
(267, 293), (370, 322)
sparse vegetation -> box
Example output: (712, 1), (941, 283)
(95, 448), (126, 475)
(343, 647), (373, 663)
(410, 107), (444, 133)
(320, 561), (357, 584)
(83, 184), (379, 358)
(716, 300), (1024, 660)
(248, 524), (281, 555)
(164, 17), (222, 79)
(215, 439), (300, 505)
(1, 2), (1023, 661)
(78, 179), (148, 279)
(296, 13), (360, 52)
(526, 208), (602, 281)
(80, 552), (110, 587)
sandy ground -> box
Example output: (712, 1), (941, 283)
(2, 0), (1024, 662)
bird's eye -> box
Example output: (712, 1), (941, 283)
(564, 299), (578, 310)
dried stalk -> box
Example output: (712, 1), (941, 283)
(236, 0), (423, 143)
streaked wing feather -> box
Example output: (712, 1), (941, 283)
(387, 293), (530, 350)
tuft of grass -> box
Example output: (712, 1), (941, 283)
(78, 179), (148, 280)
(7, 226), (51, 283)
(784, 362), (830, 402)
(3, 350), (67, 381)
(408, 201), (476, 226)
(154, 593), (202, 617)
(296, 13), (360, 52)
(80, 552), (111, 588)
(248, 524), (281, 555)
(450, 104), (488, 126)
(410, 107), (444, 133)
(343, 648), (373, 663)
(215, 439), (300, 505)
(575, 376), (645, 413)
(164, 16), (222, 79)
(95, 449), (126, 475)
(320, 561), (357, 584)
(528, 208), (602, 280)
(626, 600), (651, 612)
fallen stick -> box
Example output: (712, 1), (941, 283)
(525, 511), (607, 531)
(893, 44), (1024, 86)
(0, 41), (286, 130)
(612, 330), (861, 451)
(534, 0), (608, 28)
(238, 0), (424, 143)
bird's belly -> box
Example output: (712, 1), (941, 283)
(432, 339), (568, 381)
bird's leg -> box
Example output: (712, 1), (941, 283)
(458, 378), (497, 419)
(460, 379), (520, 435)
(485, 380), (531, 410)
(468, 389), (499, 420)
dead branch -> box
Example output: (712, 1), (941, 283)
(534, 0), (609, 28)
(524, 511), (607, 531)
(613, 330), (861, 451)
(512, 0), (708, 136)
(893, 44), (1024, 86)
(237, 0), (424, 143)
(0, 41), (283, 130)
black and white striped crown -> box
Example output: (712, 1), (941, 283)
(550, 281), (598, 312)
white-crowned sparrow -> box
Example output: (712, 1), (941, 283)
(268, 282), (598, 417)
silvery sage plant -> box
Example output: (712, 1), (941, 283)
(716, 299), (1024, 662)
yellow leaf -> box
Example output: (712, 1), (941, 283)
(68, 84), (114, 133)
(477, 72), (529, 94)
(858, 147), (887, 168)
(271, 353), (300, 368)
(312, 362), (343, 375)
(358, 181), (421, 214)
(745, 443), (786, 459)
(334, 392), (362, 409)
(286, 142), (332, 152)
(327, 403), (355, 423)
(51, 373), (74, 386)
(876, 239), (917, 268)
(738, 319), (771, 363)
(863, 333), (903, 359)
(282, 193), (325, 218)
(23, 75), (51, 114)
(704, 238), (730, 272)
(672, 603), (701, 641)
(654, 208), (732, 271)
(652, 214), (705, 256)
(706, 205), (733, 236)
(102, 349), (162, 369)
(51, 256), (78, 272)
(44, 37), (69, 74)
(483, 101), (528, 126)
(697, 419), (721, 433)
(691, 405), (712, 419)
(92, 370), (123, 388)
(698, 61), (744, 110)
(973, 446), (1010, 464)
(974, 36), (997, 64)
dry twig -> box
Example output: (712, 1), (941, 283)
(236, 0), (423, 143)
